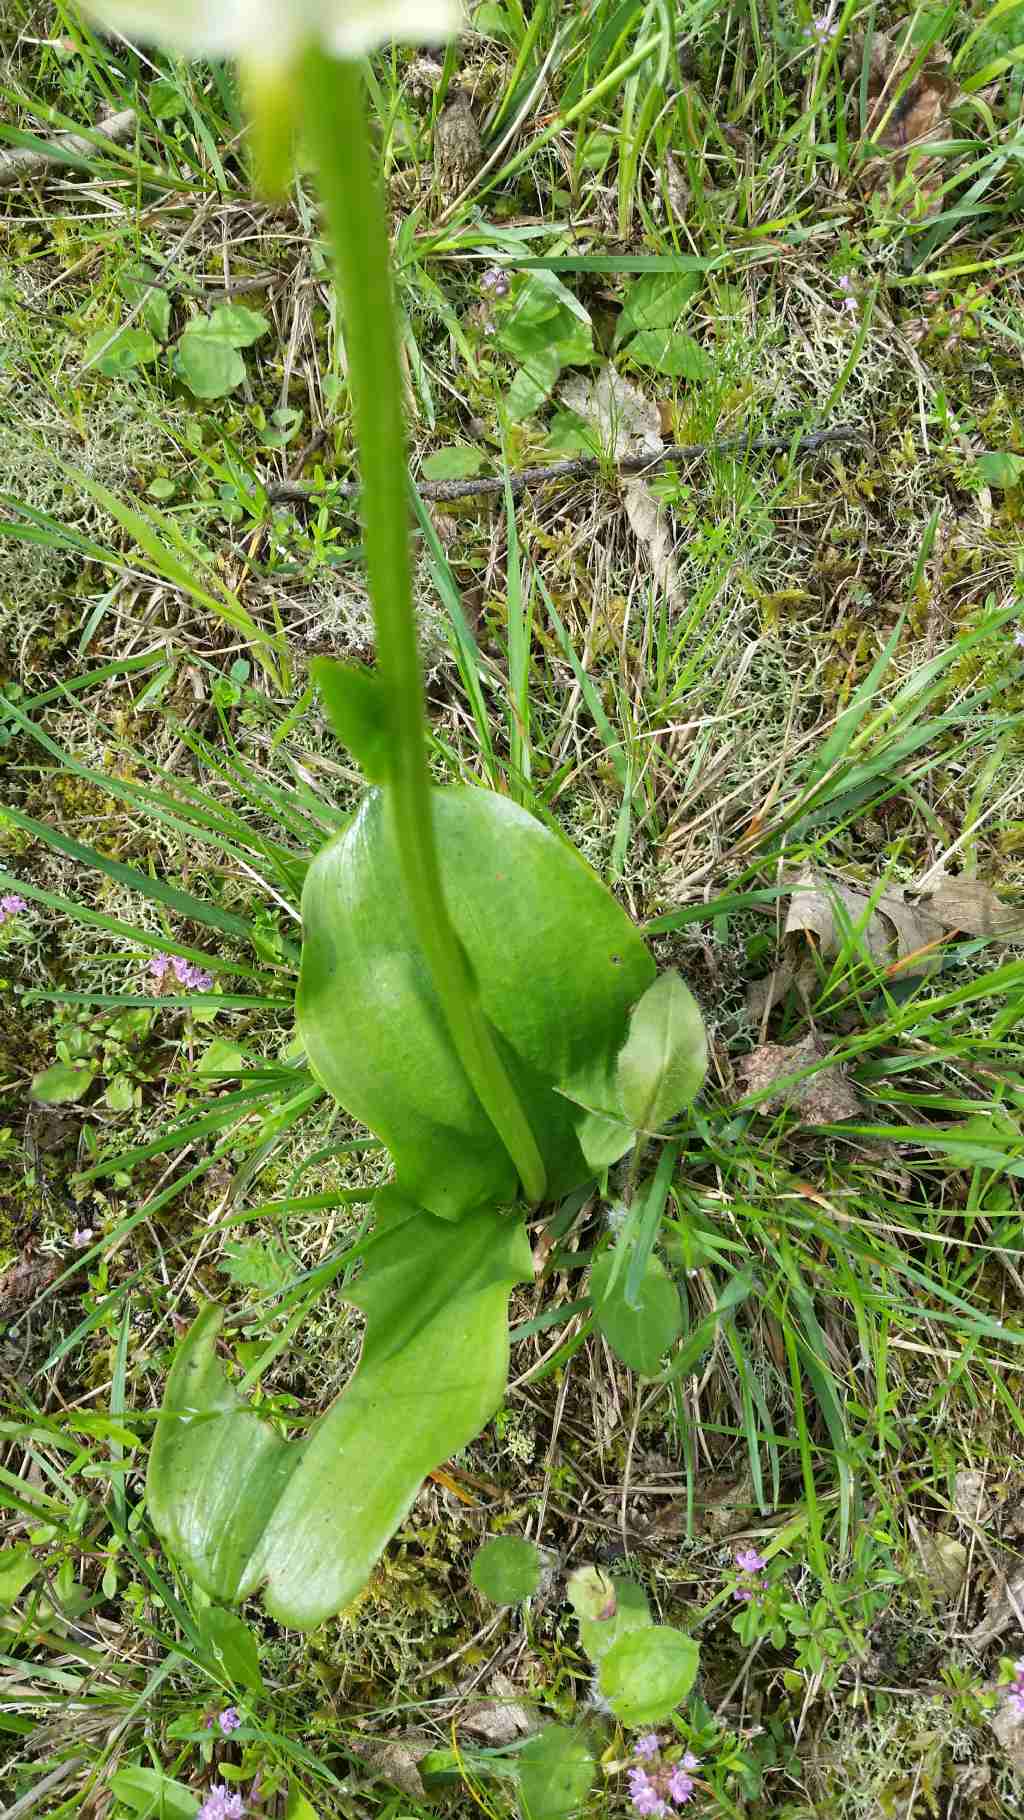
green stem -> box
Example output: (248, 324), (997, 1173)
(302, 51), (547, 1207)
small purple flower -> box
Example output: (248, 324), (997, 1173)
(480, 266), (510, 298)
(804, 13), (839, 47)
(836, 275), (857, 316)
(735, 1548), (766, 1574)
(170, 954), (215, 991)
(149, 951), (172, 982)
(666, 1768), (696, 1805)
(627, 1744), (701, 1812)
(733, 1584), (754, 1602)
(1006, 1660), (1024, 1716)
(633, 1735), (660, 1760)
(1014, 627), (1024, 650)
(198, 1788), (245, 1820)
(71, 1228), (94, 1249)
(0, 892), (28, 925)
(218, 1707), (241, 1736)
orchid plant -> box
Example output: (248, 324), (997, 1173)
(78, 1), (708, 1630)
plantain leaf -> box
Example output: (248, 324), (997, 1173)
(147, 1201), (531, 1629)
(296, 786), (655, 1220)
(615, 971), (707, 1133)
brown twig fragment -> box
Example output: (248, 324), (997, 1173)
(265, 424), (865, 507)
(0, 108), (137, 189)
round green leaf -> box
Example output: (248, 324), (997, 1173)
(175, 330), (246, 399)
(31, 1061), (95, 1104)
(471, 1536), (541, 1605)
(517, 1726), (593, 1820)
(589, 1250), (682, 1376)
(598, 1625), (699, 1724)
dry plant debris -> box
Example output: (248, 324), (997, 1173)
(559, 366), (681, 599)
(736, 1031), (862, 1124)
(748, 867), (1024, 1016)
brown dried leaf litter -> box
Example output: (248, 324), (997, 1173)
(748, 868), (1024, 1019)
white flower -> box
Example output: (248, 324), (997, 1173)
(80, 0), (461, 59)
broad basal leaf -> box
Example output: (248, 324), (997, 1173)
(296, 786), (654, 1219)
(147, 1201), (531, 1629)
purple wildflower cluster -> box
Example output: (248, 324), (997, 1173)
(837, 275), (857, 317)
(149, 951), (214, 992)
(0, 892), (28, 925)
(733, 1547), (767, 1602)
(1006, 1660), (1024, 1717)
(218, 1708), (242, 1736)
(198, 1788), (245, 1820)
(626, 1735), (700, 1814)
(804, 13), (838, 48)
(480, 266), (510, 298)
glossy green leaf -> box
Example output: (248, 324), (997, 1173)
(147, 1200), (530, 1628)
(296, 786), (654, 1220)
(199, 1605), (264, 1691)
(109, 1768), (198, 1820)
(311, 657), (393, 783)
(615, 971), (707, 1133)
(598, 1625), (700, 1723)
(517, 1726), (594, 1820)
(471, 1536), (542, 1605)
(590, 1249), (682, 1376)
(576, 1573), (651, 1666)
(31, 1061), (95, 1104)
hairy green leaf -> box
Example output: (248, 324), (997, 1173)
(598, 1626), (700, 1723)
(517, 1726), (594, 1820)
(471, 1536), (542, 1605)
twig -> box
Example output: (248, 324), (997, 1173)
(265, 424), (865, 507)
(0, 108), (136, 189)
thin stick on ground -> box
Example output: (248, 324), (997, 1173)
(265, 424), (867, 506)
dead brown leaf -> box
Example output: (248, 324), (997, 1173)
(461, 1672), (535, 1745)
(990, 1700), (1024, 1780)
(348, 1732), (433, 1798)
(747, 867), (1024, 1018)
(843, 25), (958, 207)
(968, 1565), (1024, 1649)
(559, 367), (681, 601)
(736, 1032), (861, 1123)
